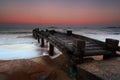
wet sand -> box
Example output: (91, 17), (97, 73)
(0, 52), (120, 80)
(0, 54), (72, 80)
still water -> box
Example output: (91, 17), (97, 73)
(0, 34), (49, 60)
(0, 24), (120, 60)
(0, 34), (62, 60)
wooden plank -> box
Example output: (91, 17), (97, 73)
(86, 44), (99, 47)
(85, 50), (112, 56)
(85, 47), (103, 50)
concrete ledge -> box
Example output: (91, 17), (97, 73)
(77, 66), (103, 80)
(77, 57), (120, 80)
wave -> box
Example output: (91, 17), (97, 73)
(106, 26), (120, 29)
(0, 31), (32, 34)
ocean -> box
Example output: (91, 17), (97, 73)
(0, 23), (120, 60)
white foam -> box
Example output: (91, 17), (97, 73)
(73, 31), (120, 46)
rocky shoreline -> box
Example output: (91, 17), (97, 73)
(0, 55), (72, 80)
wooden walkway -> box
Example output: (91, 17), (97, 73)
(32, 28), (119, 64)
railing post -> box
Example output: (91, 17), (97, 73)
(103, 38), (119, 59)
(49, 43), (54, 56)
(67, 30), (72, 36)
(49, 30), (55, 35)
(73, 39), (85, 64)
(41, 38), (44, 47)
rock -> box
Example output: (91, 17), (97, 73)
(6, 71), (30, 80)
(30, 72), (49, 80)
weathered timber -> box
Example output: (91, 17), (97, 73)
(86, 43), (99, 47)
(32, 29), (120, 80)
(85, 50), (112, 56)
(105, 38), (119, 51)
(67, 30), (72, 36)
(33, 28), (39, 39)
(36, 31), (74, 58)
(32, 29), (120, 63)
(41, 38), (44, 47)
(85, 46), (103, 50)
(72, 33), (107, 49)
(49, 43), (54, 56)
(103, 38), (119, 59)
(55, 31), (120, 55)
(37, 35), (40, 43)
(73, 40), (85, 64)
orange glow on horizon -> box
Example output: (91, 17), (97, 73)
(0, 1), (120, 25)
(0, 16), (120, 25)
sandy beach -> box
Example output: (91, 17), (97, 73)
(0, 54), (73, 80)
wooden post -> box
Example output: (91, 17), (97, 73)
(50, 30), (55, 35)
(67, 30), (72, 36)
(37, 36), (40, 43)
(41, 38), (44, 47)
(105, 38), (119, 51)
(46, 29), (48, 32)
(34, 28), (39, 39)
(73, 40), (85, 64)
(36, 28), (39, 32)
(35, 33), (37, 39)
(49, 43), (54, 56)
(103, 38), (119, 59)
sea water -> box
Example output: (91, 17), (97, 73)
(0, 34), (50, 60)
(73, 26), (120, 46)
(0, 23), (120, 60)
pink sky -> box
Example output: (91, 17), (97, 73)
(0, 0), (120, 25)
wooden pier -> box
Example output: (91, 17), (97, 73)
(32, 28), (119, 64)
(32, 28), (120, 80)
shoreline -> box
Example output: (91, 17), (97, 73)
(0, 55), (72, 80)
(0, 51), (120, 80)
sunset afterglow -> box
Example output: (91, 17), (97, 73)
(0, 0), (120, 25)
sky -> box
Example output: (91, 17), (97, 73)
(0, 0), (120, 25)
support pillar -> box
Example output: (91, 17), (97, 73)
(67, 30), (72, 36)
(103, 38), (119, 59)
(35, 33), (37, 39)
(73, 40), (85, 64)
(37, 36), (40, 43)
(49, 43), (54, 56)
(41, 38), (44, 47)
